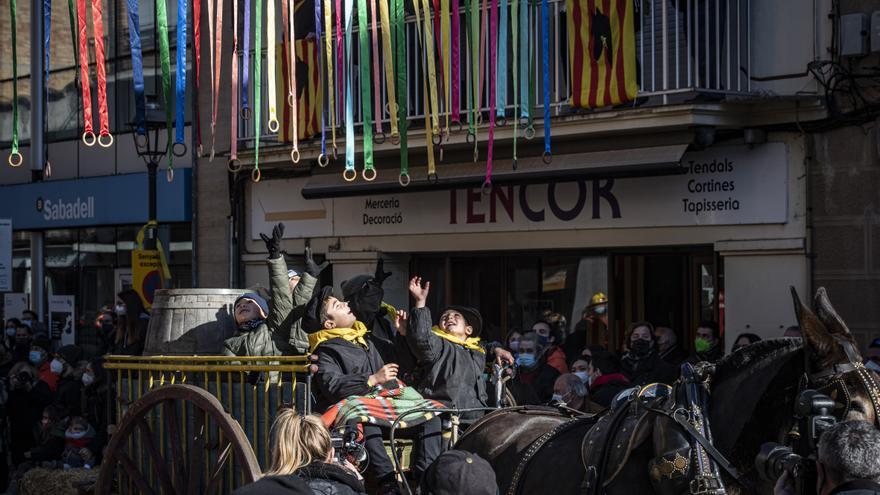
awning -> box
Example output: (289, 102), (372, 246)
(301, 143), (689, 199)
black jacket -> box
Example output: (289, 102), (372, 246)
(830, 480), (880, 495)
(232, 474), (313, 495)
(296, 462), (367, 495)
(313, 335), (385, 411)
(406, 307), (489, 421)
(621, 351), (679, 387)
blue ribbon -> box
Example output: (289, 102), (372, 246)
(175, 0), (187, 144)
(541, 0), (549, 155)
(495, 0), (507, 119)
(242, 0), (251, 114)
(518, 0), (528, 120)
(126, 0), (145, 134)
(316, 0), (326, 157)
(344, 0), (355, 174)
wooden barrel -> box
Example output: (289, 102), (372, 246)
(142, 288), (247, 355)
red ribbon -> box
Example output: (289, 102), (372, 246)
(76, 0), (94, 142)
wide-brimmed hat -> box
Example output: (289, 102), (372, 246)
(441, 306), (483, 337)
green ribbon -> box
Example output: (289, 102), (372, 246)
(358, 0), (374, 177)
(157, 0), (173, 166)
(9, 0), (19, 161)
(394, 0), (408, 182)
(254, 0), (263, 175)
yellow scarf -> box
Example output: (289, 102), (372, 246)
(308, 321), (369, 353)
(431, 326), (485, 353)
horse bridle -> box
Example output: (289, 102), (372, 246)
(807, 335), (880, 429)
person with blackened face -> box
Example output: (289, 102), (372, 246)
(620, 321), (678, 387)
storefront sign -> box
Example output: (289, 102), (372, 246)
(48, 295), (76, 345)
(252, 143), (789, 238)
(3, 293), (28, 322)
(0, 169), (192, 230)
(0, 219), (11, 292)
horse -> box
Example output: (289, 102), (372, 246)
(455, 288), (880, 494)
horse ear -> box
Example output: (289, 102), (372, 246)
(791, 287), (838, 368)
(813, 287), (863, 362)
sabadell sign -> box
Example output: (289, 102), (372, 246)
(251, 143), (789, 238)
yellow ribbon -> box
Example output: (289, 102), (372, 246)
(431, 326), (485, 353)
(267, 0), (278, 132)
(440, 0), (451, 135)
(135, 221), (172, 281)
(323, 0), (337, 154)
(377, 0), (398, 138)
(308, 320), (370, 353)
(413, 0), (440, 136)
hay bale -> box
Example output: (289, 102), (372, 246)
(20, 467), (98, 495)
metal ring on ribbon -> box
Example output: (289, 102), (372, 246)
(427, 172), (439, 184)
(166, 167), (175, 182)
(290, 149), (301, 164)
(481, 180), (492, 196)
(82, 131), (97, 147)
(398, 172), (411, 187)
(7, 151), (23, 167)
(98, 133), (115, 148)
(362, 168), (377, 182)
(251, 167), (262, 182)
(172, 142), (188, 157)
(542, 151), (552, 164)
(228, 158), (243, 173)
(343, 168), (357, 182)
(524, 125), (536, 140)
(374, 131), (386, 145)
(268, 118), (280, 133)
(390, 133), (401, 145)
(318, 154), (330, 167)
(241, 107), (252, 120)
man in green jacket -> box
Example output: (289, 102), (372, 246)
(222, 223), (327, 357)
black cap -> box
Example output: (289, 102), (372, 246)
(422, 450), (497, 495)
(441, 306), (483, 337)
(301, 286), (335, 334)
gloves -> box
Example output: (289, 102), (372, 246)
(304, 246), (330, 277)
(374, 258), (392, 285)
(260, 223), (285, 259)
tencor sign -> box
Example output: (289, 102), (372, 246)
(251, 143), (789, 238)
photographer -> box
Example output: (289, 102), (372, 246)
(775, 420), (880, 495)
(232, 408), (366, 495)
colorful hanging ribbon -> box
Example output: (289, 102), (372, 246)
(242, 0), (252, 119)
(7, 0), (21, 166)
(253, 0), (263, 180)
(369, 0), (383, 142)
(378, 0), (398, 141)
(484, 0), (497, 190)
(174, 0), (187, 157)
(229, 0), (241, 172)
(157, 0), (173, 172)
(287, 0), (300, 163)
(193, 0), (202, 155)
(394, 0), (408, 185)
(450, 0), (461, 128)
(322, 0), (337, 161)
(267, 0), (279, 134)
(358, 0), (375, 180)
(126, 0), (145, 137)
(495, 0), (507, 123)
(315, 0), (328, 165)
(342, 0), (355, 181)
(540, 0), (550, 162)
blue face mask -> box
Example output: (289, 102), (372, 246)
(29, 350), (44, 366)
(516, 353), (536, 369)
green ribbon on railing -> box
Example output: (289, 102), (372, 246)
(7, 0), (21, 167)
(254, 0), (263, 179)
(394, 0), (409, 186)
(157, 0), (173, 167)
(358, 0), (375, 180)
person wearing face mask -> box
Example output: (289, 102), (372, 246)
(531, 321), (568, 375)
(620, 322), (678, 387)
(509, 332), (561, 404)
(689, 320), (724, 364)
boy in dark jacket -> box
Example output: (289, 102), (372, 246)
(302, 286), (402, 494)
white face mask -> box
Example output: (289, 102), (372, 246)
(50, 359), (64, 375)
(82, 373), (95, 386)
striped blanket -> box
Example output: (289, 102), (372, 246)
(321, 380), (446, 429)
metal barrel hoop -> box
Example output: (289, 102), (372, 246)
(172, 142), (188, 157)
(82, 131), (97, 147)
(343, 168), (357, 182)
(228, 158), (243, 173)
(98, 133), (114, 148)
(362, 167), (377, 182)
(398, 172), (410, 187)
(7, 151), (23, 167)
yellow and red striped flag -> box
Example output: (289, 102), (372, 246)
(566, 0), (638, 109)
(277, 38), (322, 142)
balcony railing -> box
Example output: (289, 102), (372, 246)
(237, 0), (751, 147)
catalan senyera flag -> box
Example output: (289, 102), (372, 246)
(566, 0), (638, 109)
(277, 38), (322, 142)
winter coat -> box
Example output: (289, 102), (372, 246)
(223, 257), (317, 357)
(231, 474), (313, 495)
(830, 480), (880, 495)
(406, 307), (490, 421)
(621, 350), (679, 387)
(296, 462), (367, 495)
(313, 334), (385, 411)
(589, 373), (631, 408)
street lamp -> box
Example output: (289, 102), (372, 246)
(129, 95), (169, 249)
